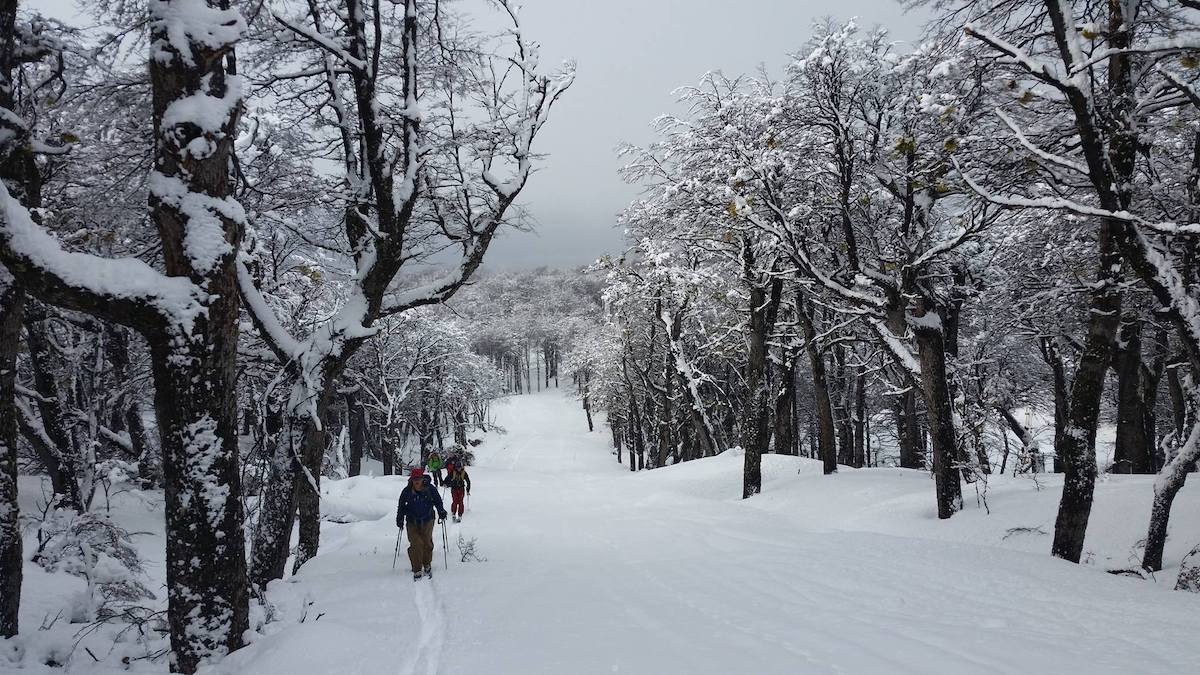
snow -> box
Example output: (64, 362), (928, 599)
(0, 180), (208, 334)
(10, 388), (1200, 673)
(223, 389), (1199, 674)
(160, 75), (244, 137)
(150, 0), (246, 66)
(148, 171), (242, 274)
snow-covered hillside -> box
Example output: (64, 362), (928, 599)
(13, 387), (1200, 674)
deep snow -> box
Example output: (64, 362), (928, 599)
(9, 386), (1200, 673)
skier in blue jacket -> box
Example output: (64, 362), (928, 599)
(396, 468), (447, 580)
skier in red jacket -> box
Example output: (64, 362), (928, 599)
(444, 464), (471, 523)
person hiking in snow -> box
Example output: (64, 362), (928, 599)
(396, 467), (447, 580)
(445, 464), (471, 523)
(426, 450), (444, 488)
(445, 446), (466, 475)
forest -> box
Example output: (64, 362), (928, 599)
(0, 0), (1198, 673)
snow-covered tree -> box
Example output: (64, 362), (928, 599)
(240, 0), (572, 585)
(0, 0), (250, 669)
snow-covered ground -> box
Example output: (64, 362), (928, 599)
(10, 386), (1200, 673)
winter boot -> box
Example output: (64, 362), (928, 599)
(423, 565), (432, 578)
(413, 571), (423, 581)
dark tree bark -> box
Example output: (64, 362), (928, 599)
(583, 370), (595, 432)
(773, 358), (797, 456)
(0, 9), (22, 629)
(912, 310), (963, 519)
(106, 325), (160, 486)
(798, 297), (837, 474)
(742, 274), (782, 498)
(1112, 318), (1153, 473)
(831, 343), (853, 466)
(896, 389), (922, 469)
(147, 10), (251, 666)
(628, 395), (642, 473)
(347, 392), (366, 477)
(1051, 225), (1122, 562)
(293, 386), (338, 573)
(658, 356), (674, 467)
(615, 426), (623, 464)
(23, 306), (84, 511)
(1039, 337), (1070, 474)
(852, 365), (866, 468)
(1143, 422), (1200, 572)
(661, 303), (719, 458)
(0, 277), (21, 638)
(1166, 358), (1187, 440)
(6, 1), (254, 661)
(380, 420), (394, 475)
(453, 409), (468, 447)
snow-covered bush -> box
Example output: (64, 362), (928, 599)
(33, 510), (154, 622)
(1176, 545), (1200, 593)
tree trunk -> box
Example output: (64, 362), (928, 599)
(852, 365), (866, 468)
(22, 298), (84, 511)
(293, 396), (330, 573)
(629, 401), (641, 473)
(1052, 223), (1122, 563)
(895, 388), (922, 469)
(615, 425), (623, 464)
(0, 5), (33, 634)
(583, 370), (594, 432)
(0, 277), (22, 638)
(912, 312), (962, 519)
(799, 297), (837, 474)
(661, 306), (720, 458)
(742, 277), (782, 498)
(1112, 318), (1153, 473)
(831, 343), (853, 466)
(657, 359), (672, 467)
(1040, 338), (1070, 474)
(773, 359), (797, 456)
(1143, 420), (1200, 572)
(347, 393), (366, 477)
(127, 401), (161, 487)
(1167, 360), (1187, 440)
(380, 420), (394, 475)
(997, 406), (1039, 474)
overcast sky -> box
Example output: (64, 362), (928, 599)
(39, 0), (926, 270)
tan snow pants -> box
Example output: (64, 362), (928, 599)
(407, 519), (436, 572)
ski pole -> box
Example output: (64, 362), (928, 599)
(441, 520), (449, 570)
(392, 528), (402, 570)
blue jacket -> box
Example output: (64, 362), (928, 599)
(396, 476), (446, 528)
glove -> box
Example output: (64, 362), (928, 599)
(438, 511), (447, 522)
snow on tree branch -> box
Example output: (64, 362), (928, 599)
(0, 181), (205, 334)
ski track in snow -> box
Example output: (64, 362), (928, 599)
(206, 387), (1200, 675)
(402, 577), (446, 675)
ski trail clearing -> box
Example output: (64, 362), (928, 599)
(212, 386), (1200, 675)
(401, 579), (446, 675)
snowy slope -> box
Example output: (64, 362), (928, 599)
(207, 387), (1199, 675)
(11, 386), (1200, 673)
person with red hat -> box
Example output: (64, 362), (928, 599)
(396, 467), (447, 580)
